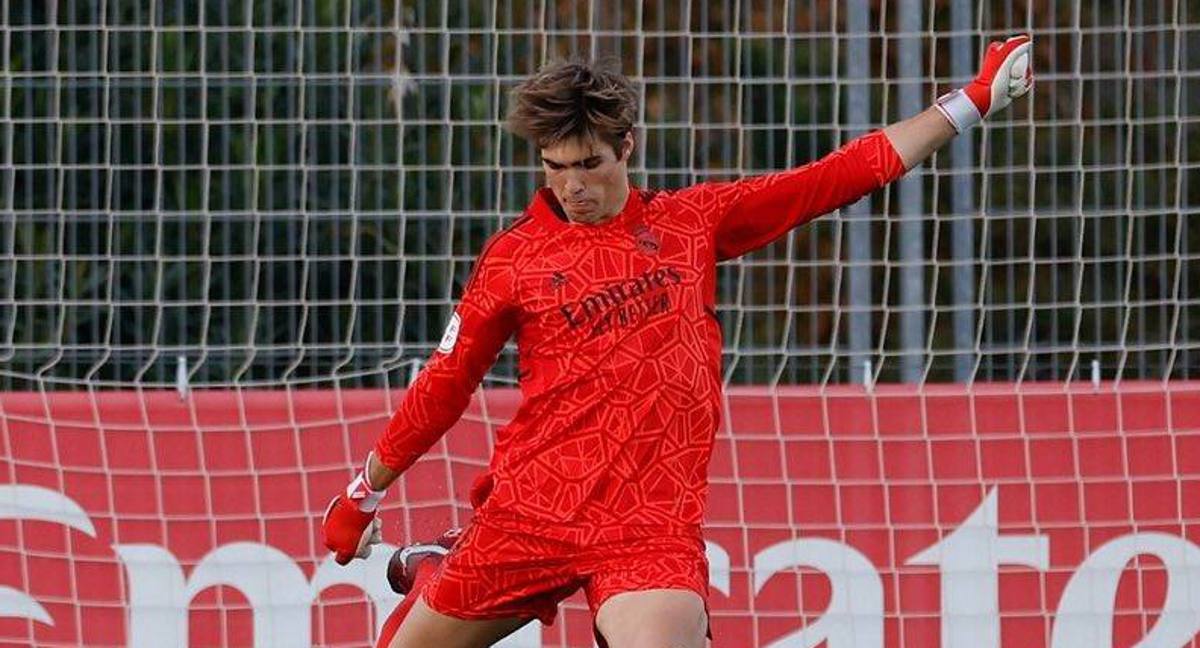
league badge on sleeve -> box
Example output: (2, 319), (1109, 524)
(437, 312), (461, 353)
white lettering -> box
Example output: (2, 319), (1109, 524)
(0, 586), (51, 625)
(1051, 532), (1200, 647)
(0, 484), (96, 534)
(907, 488), (1048, 648)
(0, 485), (97, 626)
(706, 541), (731, 595)
(753, 538), (883, 648)
(310, 547), (407, 637)
(11, 482), (1200, 648)
(117, 542), (401, 648)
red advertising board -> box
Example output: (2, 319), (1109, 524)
(1, 383), (1199, 647)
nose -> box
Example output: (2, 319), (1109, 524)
(563, 171), (585, 196)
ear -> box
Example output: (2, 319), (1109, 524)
(618, 131), (635, 162)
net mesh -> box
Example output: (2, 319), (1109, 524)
(1, 1), (1199, 647)
(2, 0), (1196, 391)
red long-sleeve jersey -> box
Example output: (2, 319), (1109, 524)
(376, 130), (906, 526)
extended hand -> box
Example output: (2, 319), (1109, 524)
(936, 35), (1034, 133)
(322, 457), (386, 565)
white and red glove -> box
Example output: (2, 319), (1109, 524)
(936, 34), (1034, 133)
(322, 454), (385, 565)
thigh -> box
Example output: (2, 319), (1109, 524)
(594, 588), (707, 648)
(585, 532), (710, 648)
(385, 597), (529, 648)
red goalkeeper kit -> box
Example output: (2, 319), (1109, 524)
(374, 130), (905, 622)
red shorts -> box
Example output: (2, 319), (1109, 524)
(421, 513), (709, 627)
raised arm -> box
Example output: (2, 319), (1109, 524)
(709, 130), (906, 260)
(322, 235), (519, 564)
(882, 106), (957, 170)
(888, 34), (1033, 168)
(712, 35), (1033, 261)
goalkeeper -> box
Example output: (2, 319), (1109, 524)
(325, 35), (1034, 648)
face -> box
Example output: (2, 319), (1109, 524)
(540, 132), (633, 224)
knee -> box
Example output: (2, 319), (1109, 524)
(595, 589), (708, 648)
(602, 625), (706, 648)
(610, 637), (702, 648)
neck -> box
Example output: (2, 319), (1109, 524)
(594, 178), (631, 223)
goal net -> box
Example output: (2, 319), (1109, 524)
(0, 0), (1197, 646)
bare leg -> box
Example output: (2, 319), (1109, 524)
(376, 536), (448, 648)
(375, 593), (420, 648)
(386, 596), (531, 648)
(594, 588), (707, 648)
(379, 530), (530, 648)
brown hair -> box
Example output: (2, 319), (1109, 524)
(505, 59), (638, 157)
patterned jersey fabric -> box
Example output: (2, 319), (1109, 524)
(420, 512), (709, 627)
(375, 130), (905, 526)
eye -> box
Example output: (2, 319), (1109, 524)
(582, 158), (602, 169)
(544, 161), (563, 171)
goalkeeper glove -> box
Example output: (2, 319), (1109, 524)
(322, 454), (385, 565)
(935, 34), (1034, 133)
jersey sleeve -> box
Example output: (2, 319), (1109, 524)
(373, 235), (519, 473)
(696, 129), (906, 261)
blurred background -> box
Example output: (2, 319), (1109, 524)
(2, 0), (1197, 390)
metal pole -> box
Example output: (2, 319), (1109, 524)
(951, 0), (976, 382)
(845, 0), (873, 382)
(897, 0), (925, 382)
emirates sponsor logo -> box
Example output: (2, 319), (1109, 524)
(558, 266), (682, 338)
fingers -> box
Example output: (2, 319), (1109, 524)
(990, 34), (1030, 57)
(1008, 44), (1030, 80)
(331, 516), (382, 564)
(1011, 72), (1033, 98)
(1008, 42), (1034, 98)
(355, 516), (383, 560)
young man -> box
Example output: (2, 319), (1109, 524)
(326, 36), (1034, 648)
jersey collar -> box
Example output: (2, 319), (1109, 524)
(527, 186), (644, 233)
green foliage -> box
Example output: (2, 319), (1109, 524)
(0, 0), (1195, 388)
